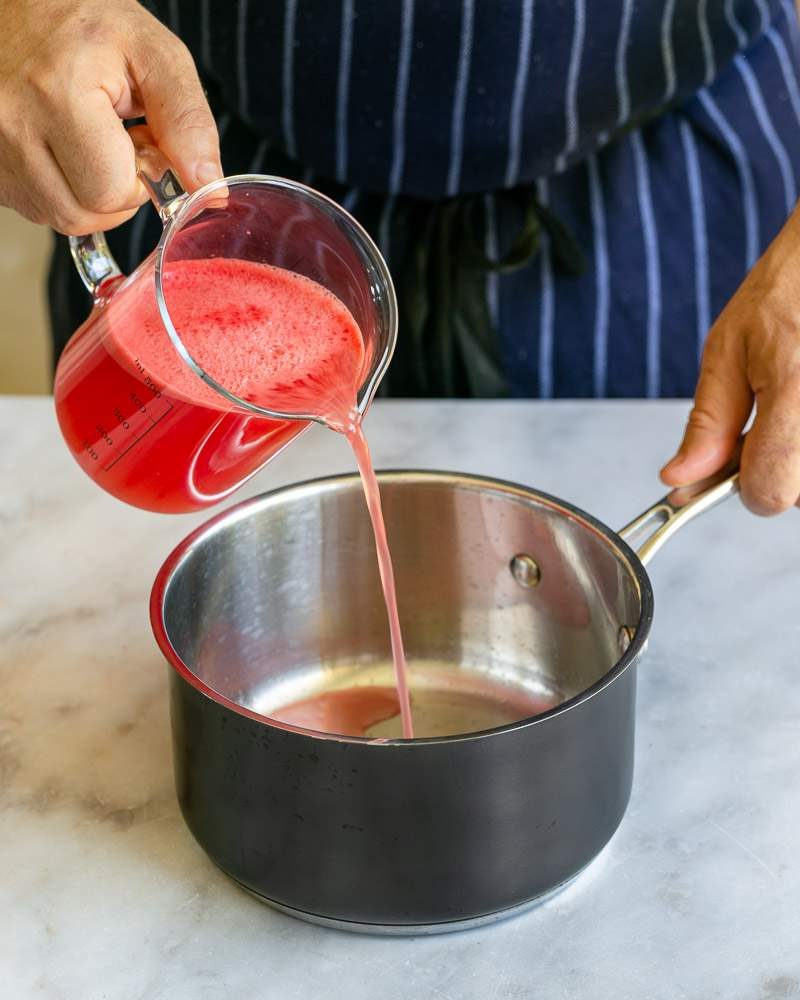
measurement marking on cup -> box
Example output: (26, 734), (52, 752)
(133, 357), (164, 401)
(95, 422), (125, 463)
(130, 391), (158, 426)
(101, 396), (173, 472)
(113, 407), (131, 431)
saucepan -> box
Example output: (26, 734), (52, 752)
(150, 463), (738, 934)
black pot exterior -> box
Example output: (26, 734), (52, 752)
(169, 662), (637, 928)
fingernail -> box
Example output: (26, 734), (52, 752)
(195, 161), (223, 187)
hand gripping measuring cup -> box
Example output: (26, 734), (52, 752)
(54, 146), (397, 513)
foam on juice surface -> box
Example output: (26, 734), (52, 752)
(109, 257), (365, 419)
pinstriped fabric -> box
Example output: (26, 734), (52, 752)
(678, 118), (711, 361)
(699, 0), (717, 85)
(282, 0), (298, 160)
(341, 188), (360, 213)
(630, 130), (661, 398)
(388, 0), (415, 195)
(248, 138), (269, 173)
(782, 0), (800, 50)
(765, 25), (800, 127)
(484, 194), (500, 331)
(218, 112), (232, 141)
(54, 0), (800, 405)
(661, 0), (678, 104)
(536, 178), (554, 400)
(615, 0), (635, 126)
(335, 0), (355, 183)
(156, 1), (799, 201)
(378, 195), (396, 262)
(726, 0), (749, 47)
(697, 89), (759, 268)
(446, 0), (476, 197)
(505, 0), (534, 188)
(587, 154), (609, 397)
(237, 0), (249, 118)
(152, 0), (787, 199)
(200, 0), (212, 74)
(754, 0), (772, 33)
(556, 0), (586, 173)
(733, 52), (797, 212)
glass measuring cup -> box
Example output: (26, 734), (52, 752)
(54, 150), (397, 513)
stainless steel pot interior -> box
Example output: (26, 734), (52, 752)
(155, 471), (654, 741)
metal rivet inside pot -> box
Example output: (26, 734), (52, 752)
(510, 554), (541, 588)
(618, 626), (635, 655)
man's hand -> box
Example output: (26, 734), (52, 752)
(662, 207), (800, 515)
(0, 0), (222, 235)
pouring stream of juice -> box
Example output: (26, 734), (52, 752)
(346, 425), (414, 737)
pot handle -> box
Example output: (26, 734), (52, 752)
(619, 458), (740, 566)
(68, 144), (187, 299)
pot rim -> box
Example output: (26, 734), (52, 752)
(150, 469), (654, 746)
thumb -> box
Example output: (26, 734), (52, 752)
(130, 29), (222, 192)
(660, 332), (752, 486)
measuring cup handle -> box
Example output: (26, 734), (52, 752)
(69, 230), (124, 298)
(135, 143), (187, 222)
(68, 143), (188, 298)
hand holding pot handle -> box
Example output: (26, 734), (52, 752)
(619, 451), (740, 566)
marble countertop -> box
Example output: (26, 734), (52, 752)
(1, 396), (798, 1000)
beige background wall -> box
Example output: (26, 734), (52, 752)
(0, 209), (51, 394)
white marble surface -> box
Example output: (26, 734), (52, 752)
(1, 396), (799, 1000)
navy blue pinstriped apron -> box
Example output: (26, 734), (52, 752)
(48, 0), (800, 399)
